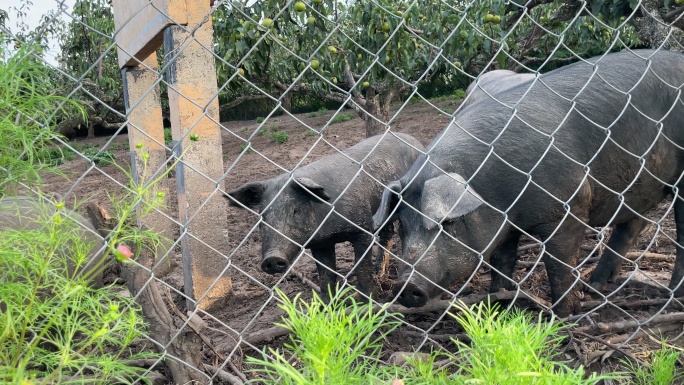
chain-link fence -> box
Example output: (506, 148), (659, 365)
(3, 0), (684, 383)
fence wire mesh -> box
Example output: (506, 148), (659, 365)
(3, 0), (684, 383)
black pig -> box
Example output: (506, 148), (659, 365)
(227, 133), (423, 299)
(373, 49), (684, 316)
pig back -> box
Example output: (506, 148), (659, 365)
(294, 133), (423, 231)
(0, 196), (106, 287)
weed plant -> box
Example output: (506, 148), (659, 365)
(0, 44), (85, 194)
(269, 131), (289, 144)
(248, 293), (622, 385)
(0, 203), (154, 384)
(247, 286), (399, 384)
(623, 343), (683, 385)
(0, 145), (173, 384)
(330, 112), (354, 124)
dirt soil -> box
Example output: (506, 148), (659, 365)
(41, 97), (684, 380)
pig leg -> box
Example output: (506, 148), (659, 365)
(352, 234), (379, 298)
(489, 230), (522, 292)
(588, 217), (648, 292)
(312, 245), (338, 303)
(539, 219), (587, 317)
(669, 190), (684, 296)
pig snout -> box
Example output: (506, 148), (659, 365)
(394, 280), (429, 308)
(261, 250), (290, 274)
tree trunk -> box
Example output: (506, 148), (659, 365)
(634, 0), (684, 51)
(361, 87), (392, 138)
(281, 93), (292, 113)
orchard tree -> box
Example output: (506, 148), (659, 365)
(212, 0), (645, 137)
(57, 0), (124, 138)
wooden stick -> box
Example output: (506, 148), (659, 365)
(203, 364), (243, 385)
(574, 312), (684, 335)
(606, 323), (684, 345)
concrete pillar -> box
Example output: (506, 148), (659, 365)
(163, 5), (231, 311)
(121, 53), (174, 278)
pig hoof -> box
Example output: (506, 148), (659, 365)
(261, 256), (289, 274)
(394, 282), (428, 308)
(585, 279), (606, 293)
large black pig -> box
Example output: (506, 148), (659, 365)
(226, 133), (423, 299)
(373, 49), (684, 316)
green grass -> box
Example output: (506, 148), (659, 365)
(304, 129), (316, 137)
(306, 107), (328, 118)
(453, 88), (466, 99)
(269, 131), (289, 144)
(257, 127), (267, 136)
(624, 343), (683, 385)
(330, 112), (354, 124)
(246, 286), (399, 385)
(35, 147), (75, 166)
(81, 145), (115, 166)
(256, 116), (265, 123)
(238, 143), (254, 153)
(247, 293), (621, 385)
(442, 301), (613, 384)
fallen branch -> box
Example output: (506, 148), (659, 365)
(607, 322), (684, 345)
(291, 268), (321, 293)
(581, 297), (684, 311)
(203, 364), (244, 385)
(571, 329), (644, 365)
(574, 312), (684, 335)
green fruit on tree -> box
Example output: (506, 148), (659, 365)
(381, 21), (390, 32)
(261, 18), (273, 28)
(313, 0), (322, 4)
(453, 61), (462, 68)
(328, 46), (337, 54)
(362, 81), (370, 87)
(331, 77), (337, 84)
(357, 53), (362, 60)
(677, 0), (684, 5)
(294, 1), (306, 12)
(310, 59), (320, 70)
(307, 16), (316, 24)
(484, 13), (494, 22)
(237, 68), (245, 76)
(492, 15), (501, 24)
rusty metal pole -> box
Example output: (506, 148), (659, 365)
(163, 3), (231, 311)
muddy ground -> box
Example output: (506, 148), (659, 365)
(41, 96), (684, 381)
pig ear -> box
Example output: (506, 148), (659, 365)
(225, 182), (265, 209)
(421, 173), (483, 230)
(372, 180), (403, 231)
(292, 177), (331, 202)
